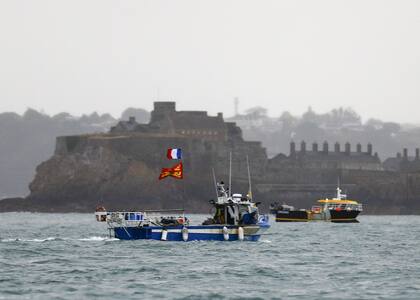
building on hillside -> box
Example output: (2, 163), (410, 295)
(383, 148), (420, 172)
(270, 141), (382, 171)
(111, 116), (139, 132)
(111, 101), (244, 142)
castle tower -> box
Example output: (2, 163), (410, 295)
(301, 141), (306, 154)
(323, 141), (329, 154)
(150, 101), (176, 125)
(153, 101), (176, 113)
(290, 141), (296, 157)
(345, 142), (351, 156)
(367, 143), (373, 156)
(334, 142), (340, 153)
(312, 142), (318, 153)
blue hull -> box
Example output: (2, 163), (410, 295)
(113, 225), (266, 241)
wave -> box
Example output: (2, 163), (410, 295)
(78, 236), (119, 242)
(0, 238), (21, 242)
(29, 237), (64, 242)
(1, 236), (118, 243)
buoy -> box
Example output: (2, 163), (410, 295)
(161, 229), (168, 241)
(182, 227), (188, 242)
(223, 226), (229, 241)
(238, 226), (244, 241)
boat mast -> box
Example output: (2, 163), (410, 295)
(336, 176), (341, 199)
(212, 168), (218, 198)
(246, 155), (252, 200)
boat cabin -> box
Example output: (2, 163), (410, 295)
(317, 187), (363, 212)
(204, 182), (260, 225)
(317, 199), (363, 212)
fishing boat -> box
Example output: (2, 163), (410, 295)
(95, 182), (269, 241)
(95, 156), (269, 241)
(270, 186), (363, 223)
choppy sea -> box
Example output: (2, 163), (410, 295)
(0, 213), (419, 300)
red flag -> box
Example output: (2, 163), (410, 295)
(159, 162), (183, 180)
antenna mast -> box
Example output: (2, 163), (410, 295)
(157, 87), (161, 101)
(234, 97), (239, 116)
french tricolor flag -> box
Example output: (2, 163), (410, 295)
(167, 148), (182, 160)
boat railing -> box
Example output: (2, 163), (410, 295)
(95, 209), (186, 225)
(324, 203), (363, 211)
(311, 206), (322, 213)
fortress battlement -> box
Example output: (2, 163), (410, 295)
(383, 147), (420, 172)
(289, 141), (375, 157)
(3, 101), (420, 214)
(268, 141), (382, 171)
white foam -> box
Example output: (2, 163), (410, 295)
(1, 237), (64, 243)
(1, 236), (118, 243)
(78, 236), (119, 242)
(0, 238), (20, 242)
(29, 237), (58, 242)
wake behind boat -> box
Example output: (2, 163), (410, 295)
(95, 181), (269, 241)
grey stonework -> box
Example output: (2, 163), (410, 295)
(1, 102), (420, 213)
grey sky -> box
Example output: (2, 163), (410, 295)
(0, 0), (419, 122)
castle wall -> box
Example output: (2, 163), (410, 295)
(278, 141), (383, 171)
(54, 133), (268, 179)
(55, 136), (89, 155)
(11, 102), (420, 213)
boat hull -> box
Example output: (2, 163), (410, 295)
(276, 210), (309, 222)
(329, 210), (360, 223)
(113, 224), (267, 241)
(274, 209), (360, 222)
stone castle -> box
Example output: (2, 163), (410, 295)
(1, 102), (419, 213)
(111, 102), (233, 141)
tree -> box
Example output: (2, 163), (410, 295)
(244, 106), (267, 119)
(121, 108), (150, 123)
(382, 122), (401, 134)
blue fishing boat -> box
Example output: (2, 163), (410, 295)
(95, 182), (270, 241)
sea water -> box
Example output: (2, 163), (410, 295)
(0, 213), (419, 300)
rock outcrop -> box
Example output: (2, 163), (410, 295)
(1, 102), (419, 214)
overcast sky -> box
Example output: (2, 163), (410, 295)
(0, 0), (419, 122)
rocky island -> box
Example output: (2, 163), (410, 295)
(1, 102), (419, 213)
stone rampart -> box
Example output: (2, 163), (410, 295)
(1, 102), (419, 213)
